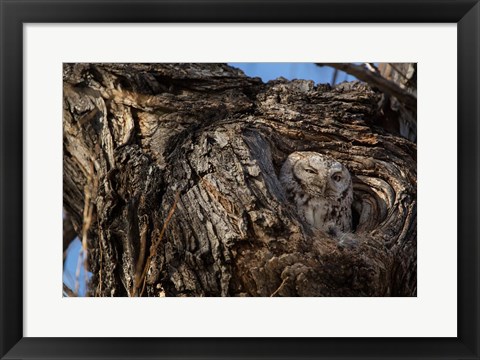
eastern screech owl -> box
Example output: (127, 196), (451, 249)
(279, 151), (353, 232)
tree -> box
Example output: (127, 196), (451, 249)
(63, 63), (416, 297)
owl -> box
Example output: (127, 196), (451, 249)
(279, 151), (353, 232)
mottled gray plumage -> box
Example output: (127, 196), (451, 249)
(280, 151), (353, 232)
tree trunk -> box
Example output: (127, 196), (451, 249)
(63, 63), (416, 297)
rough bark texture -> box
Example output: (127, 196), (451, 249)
(321, 62), (417, 142)
(63, 63), (416, 297)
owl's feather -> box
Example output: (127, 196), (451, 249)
(280, 151), (353, 232)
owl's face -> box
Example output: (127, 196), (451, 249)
(293, 154), (352, 198)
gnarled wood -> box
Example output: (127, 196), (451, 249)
(63, 63), (416, 297)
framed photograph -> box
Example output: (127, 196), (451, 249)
(1, 0), (479, 359)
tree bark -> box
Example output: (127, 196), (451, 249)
(63, 63), (416, 297)
(319, 62), (417, 142)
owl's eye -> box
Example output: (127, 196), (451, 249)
(332, 173), (342, 182)
(305, 168), (316, 174)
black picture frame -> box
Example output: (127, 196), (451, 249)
(1, 1), (479, 359)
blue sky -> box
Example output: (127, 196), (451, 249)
(228, 63), (356, 84)
(63, 238), (90, 296)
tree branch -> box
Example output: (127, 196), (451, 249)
(319, 63), (417, 111)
